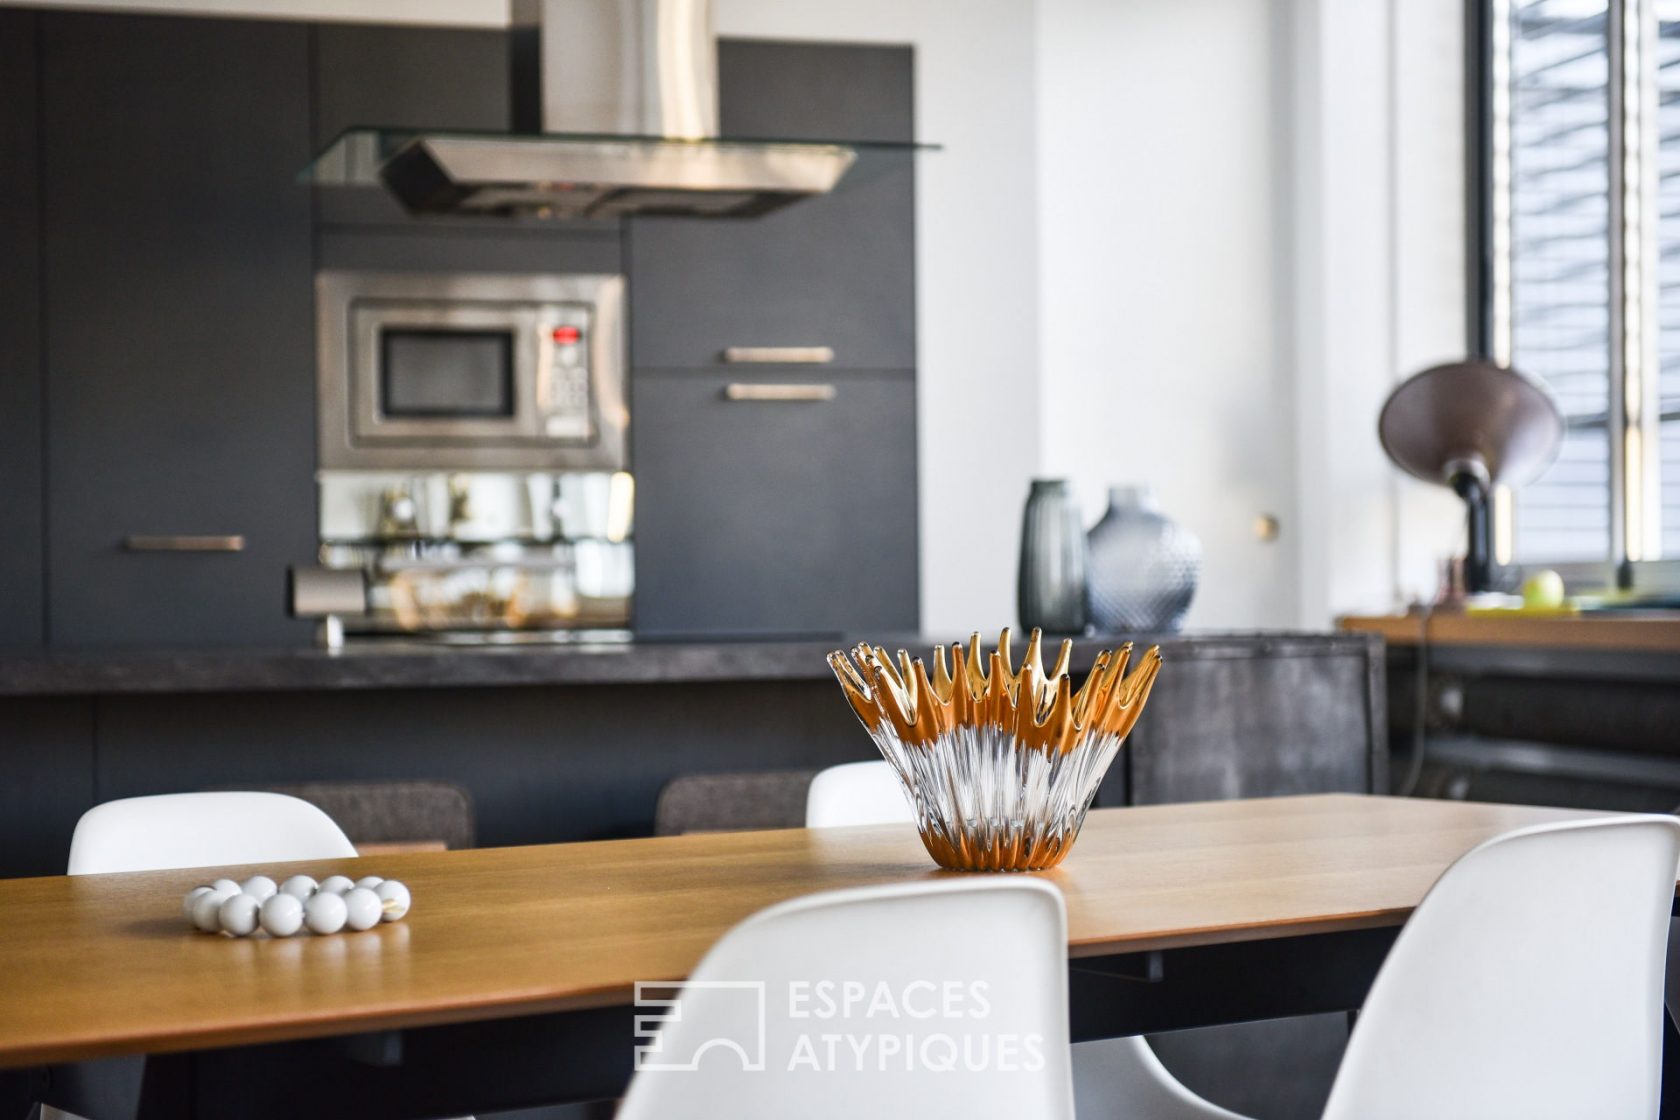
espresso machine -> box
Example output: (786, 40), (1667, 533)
(296, 471), (634, 645)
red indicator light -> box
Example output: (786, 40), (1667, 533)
(551, 326), (582, 344)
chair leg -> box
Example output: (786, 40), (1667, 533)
(1663, 918), (1680, 1118)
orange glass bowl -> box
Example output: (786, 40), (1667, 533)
(828, 629), (1162, 871)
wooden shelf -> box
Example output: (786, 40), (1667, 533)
(1339, 612), (1680, 653)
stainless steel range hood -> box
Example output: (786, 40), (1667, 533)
(328, 0), (859, 220)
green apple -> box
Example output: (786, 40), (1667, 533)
(1522, 569), (1566, 610)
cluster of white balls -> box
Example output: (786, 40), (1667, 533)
(182, 873), (411, 938)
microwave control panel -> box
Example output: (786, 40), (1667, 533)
(541, 318), (592, 439)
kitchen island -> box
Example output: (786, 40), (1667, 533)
(0, 632), (1383, 878)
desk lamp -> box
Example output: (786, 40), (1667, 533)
(1377, 360), (1564, 593)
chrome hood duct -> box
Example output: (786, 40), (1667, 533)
(373, 0), (856, 219)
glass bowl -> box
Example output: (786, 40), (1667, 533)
(828, 629), (1162, 871)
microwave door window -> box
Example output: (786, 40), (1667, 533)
(380, 329), (515, 418)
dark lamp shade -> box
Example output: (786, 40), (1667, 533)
(1377, 360), (1564, 490)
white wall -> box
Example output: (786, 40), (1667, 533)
(1290, 0), (1398, 628)
(1035, 0), (1466, 629)
(1391, 0), (1476, 603)
(1035, 0), (1299, 629)
(1291, 0), (1468, 625)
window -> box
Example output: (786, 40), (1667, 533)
(1483, 0), (1680, 582)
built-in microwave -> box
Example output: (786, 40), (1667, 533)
(315, 270), (627, 472)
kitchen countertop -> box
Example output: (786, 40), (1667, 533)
(0, 631), (1376, 697)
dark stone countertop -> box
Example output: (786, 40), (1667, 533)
(0, 630), (1378, 697)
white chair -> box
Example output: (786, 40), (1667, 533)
(617, 878), (1076, 1120)
(806, 760), (1237, 1120)
(1112, 814), (1680, 1120)
(67, 790), (357, 874)
(805, 759), (916, 828)
(45, 792), (359, 1120)
(1316, 815), (1680, 1120)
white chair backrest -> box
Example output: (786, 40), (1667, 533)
(806, 760), (915, 828)
(1322, 815), (1680, 1120)
(617, 878), (1075, 1120)
(68, 792), (357, 875)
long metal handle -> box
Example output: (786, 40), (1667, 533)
(123, 534), (246, 553)
(721, 346), (835, 365)
(724, 383), (837, 403)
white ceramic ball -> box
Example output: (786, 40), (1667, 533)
(279, 874), (317, 900)
(183, 885), (215, 923)
(192, 889), (235, 932)
(259, 892), (304, 937)
(304, 890), (348, 935)
(317, 875), (354, 895)
(374, 879), (410, 922)
(342, 887), (382, 931)
(217, 892), (261, 937)
(353, 875), (384, 891)
(239, 875), (277, 902)
(210, 878), (241, 896)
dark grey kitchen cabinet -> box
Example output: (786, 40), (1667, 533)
(0, 11), (44, 649)
(311, 23), (511, 143)
(626, 41), (916, 371)
(630, 39), (921, 635)
(310, 22), (516, 229)
(716, 39), (916, 145)
(632, 371), (919, 635)
(40, 14), (317, 647)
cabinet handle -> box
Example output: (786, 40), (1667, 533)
(724, 383), (837, 403)
(123, 535), (246, 553)
(721, 346), (835, 365)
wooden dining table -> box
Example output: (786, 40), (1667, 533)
(0, 793), (1670, 1118)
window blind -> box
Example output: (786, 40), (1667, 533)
(1656, 4), (1680, 555)
(1507, 0), (1615, 561)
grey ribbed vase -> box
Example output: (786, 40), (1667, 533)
(1085, 485), (1200, 633)
(1017, 479), (1089, 634)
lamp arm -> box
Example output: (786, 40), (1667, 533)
(1449, 470), (1494, 593)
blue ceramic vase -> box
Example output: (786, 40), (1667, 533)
(1085, 485), (1199, 633)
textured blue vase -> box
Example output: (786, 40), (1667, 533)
(1017, 479), (1089, 634)
(1085, 485), (1200, 633)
